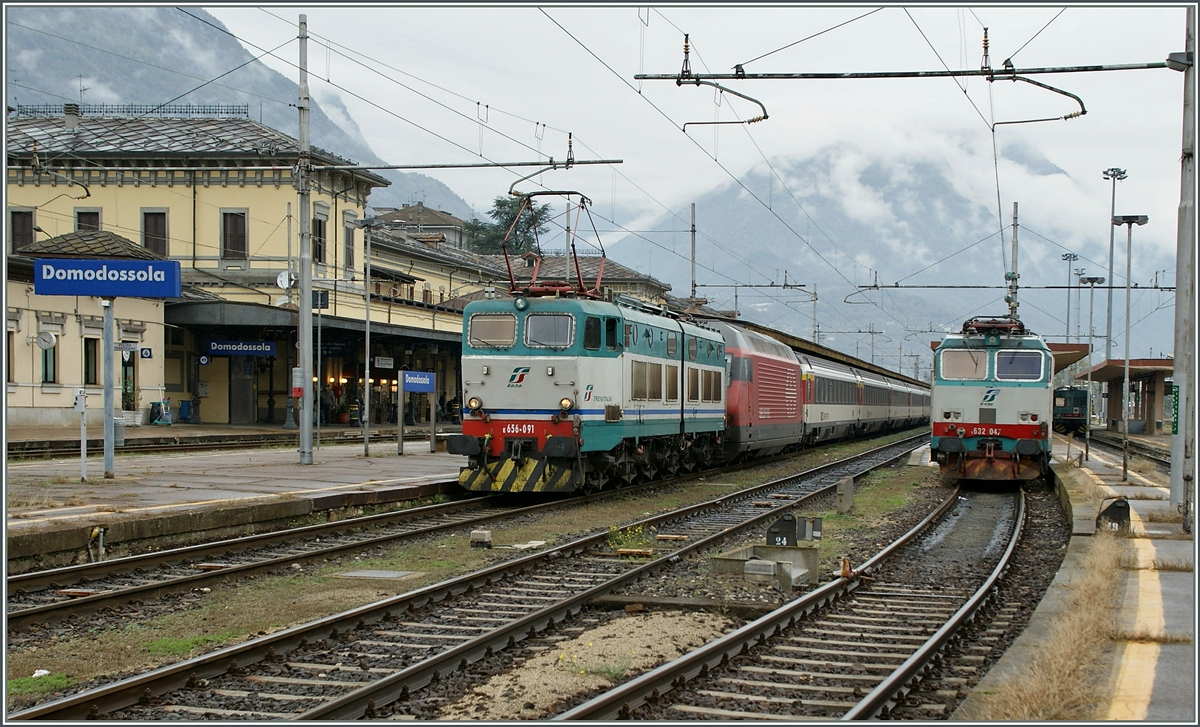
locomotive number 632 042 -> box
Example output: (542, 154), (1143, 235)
(968, 426), (1003, 437)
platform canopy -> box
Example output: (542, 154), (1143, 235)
(1081, 358), (1175, 384)
(1046, 344), (1091, 375)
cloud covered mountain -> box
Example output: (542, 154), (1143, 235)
(607, 144), (1174, 374)
(5, 6), (475, 220)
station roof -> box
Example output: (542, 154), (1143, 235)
(1047, 343), (1090, 374)
(1080, 359), (1175, 383)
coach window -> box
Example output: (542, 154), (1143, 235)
(606, 318), (619, 350)
(940, 349), (988, 380)
(584, 317), (601, 350)
(468, 313), (516, 348)
(687, 336), (698, 361)
(525, 313), (574, 348)
(687, 367), (700, 401)
(996, 350), (1044, 381)
(665, 364), (679, 401)
(631, 360), (648, 399)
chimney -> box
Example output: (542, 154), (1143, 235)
(63, 103), (80, 132)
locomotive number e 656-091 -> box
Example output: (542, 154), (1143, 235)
(501, 422), (536, 435)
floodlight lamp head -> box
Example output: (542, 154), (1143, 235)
(1166, 51), (1193, 72)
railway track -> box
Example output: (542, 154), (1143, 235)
(1084, 430), (1171, 469)
(7, 435), (926, 720)
(560, 488), (1023, 720)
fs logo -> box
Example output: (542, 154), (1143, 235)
(981, 388), (1000, 405)
(584, 384), (594, 402)
(507, 366), (531, 387)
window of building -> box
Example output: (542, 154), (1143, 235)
(221, 211), (248, 259)
(142, 210), (168, 257)
(76, 209), (100, 232)
(83, 337), (98, 385)
(42, 341), (57, 383)
(312, 217), (327, 264)
(343, 220), (356, 273)
(10, 209), (34, 252)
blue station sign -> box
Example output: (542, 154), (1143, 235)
(34, 259), (182, 298)
(208, 341), (277, 356)
(403, 371), (435, 393)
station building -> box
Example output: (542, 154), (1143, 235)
(3, 103), (491, 428)
(5, 104), (676, 430)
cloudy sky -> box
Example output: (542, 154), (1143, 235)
(204, 5), (1187, 360)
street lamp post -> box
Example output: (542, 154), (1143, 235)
(1061, 253), (1078, 348)
(1103, 168), (1127, 363)
(1082, 275), (1105, 461)
(1113, 214), (1148, 481)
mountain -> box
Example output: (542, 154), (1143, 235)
(5, 6), (474, 220)
(608, 147), (1061, 375)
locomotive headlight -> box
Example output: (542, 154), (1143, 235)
(1030, 413), (1039, 422)
(468, 396), (483, 411)
(1020, 412), (1030, 421)
(559, 397), (573, 411)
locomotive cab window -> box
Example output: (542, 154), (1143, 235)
(940, 349), (988, 380)
(606, 318), (619, 350)
(525, 313), (574, 348)
(584, 316), (601, 350)
(468, 313), (516, 348)
(996, 350), (1044, 380)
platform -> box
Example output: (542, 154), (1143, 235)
(5, 426), (469, 571)
(953, 434), (1194, 721)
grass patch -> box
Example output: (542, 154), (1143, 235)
(956, 531), (1123, 720)
(1110, 628), (1194, 644)
(147, 628), (244, 656)
(1144, 509), (1183, 523)
(6, 672), (75, 698)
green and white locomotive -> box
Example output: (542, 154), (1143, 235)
(447, 294), (727, 493)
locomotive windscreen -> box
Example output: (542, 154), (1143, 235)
(996, 350), (1044, 380)
(468, 313), (516, 348)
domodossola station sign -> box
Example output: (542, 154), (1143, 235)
(34, 259), (182, 298)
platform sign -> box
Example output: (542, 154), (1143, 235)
(1171, 384), (1179, 435)
(114, 341), (138, 352)
(208, 341), (276, 356)
(34, 259), (181, 298)
(403, 371), (434, 393)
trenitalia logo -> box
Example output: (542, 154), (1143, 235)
(584, 384), (594, 401)
(34, 258), (181, 299)
(508, 366), (531, 385)
(981, 388), (1000, 405)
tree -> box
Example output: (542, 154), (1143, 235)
(465, 195), (553, 254)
